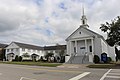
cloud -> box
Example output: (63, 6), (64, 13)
(0, 0), (120, 46)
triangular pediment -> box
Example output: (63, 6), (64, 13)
(6, 42), (20, 49)
(71, 28), (90, 38)
(66, 26), (102, 41)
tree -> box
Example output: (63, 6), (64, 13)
(45, 52), (54, 62)
(100, 16), (120, 61)
(59, 50), (65, 57)
(45, 52), (54, 58)
(100, 16), (120, 46)
(59, 50), (65, 63)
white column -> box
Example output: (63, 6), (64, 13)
(75, 40), (77, 53)
(91, 39), (94, 55)
(70, 41), (72, 56)
(69, 41), (71, 56)
(85, 39), (87, 52)
(89, 38), (94, 62)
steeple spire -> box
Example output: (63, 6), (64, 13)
(81, 5), (89, 28)
(82, 5), (84, 16)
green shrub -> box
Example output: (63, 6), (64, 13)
(107, 57), (112, 63)
(15, 55), (19, 61)
(18, 56), (22, 61)
(39, 56), (47, 62)
(45, 53), (54, 58)
(93, 55), (100, 64)
(22, 53), (30, 57)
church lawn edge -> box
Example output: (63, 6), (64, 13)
(0, 61), (62, 67)
(87, 64), (116, 69)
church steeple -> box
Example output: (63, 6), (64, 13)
(81, 5), (89, 28)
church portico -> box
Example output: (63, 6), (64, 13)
(68, 37), (94, 63)
(70, 38), (94, 54)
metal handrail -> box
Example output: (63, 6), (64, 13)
(70, 52), (77, 63)
(82, 52), (87, 64)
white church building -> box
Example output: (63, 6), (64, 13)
(5, 42), (44, 61)
(65, 10), (116, 64)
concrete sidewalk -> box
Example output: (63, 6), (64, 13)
(57, 63), (89, 68)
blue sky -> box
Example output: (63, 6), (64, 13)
(0, 0), (120, 46)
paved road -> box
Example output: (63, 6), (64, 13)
(0, 64), (119, 80)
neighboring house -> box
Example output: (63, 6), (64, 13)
(5, 42), (67, 62)
(65, 10), (116, 64)
(6, 42), (44, 61)
(0, 43), (8, 61)
(44, 45), (66, 62)
(44, 45), (66, 56)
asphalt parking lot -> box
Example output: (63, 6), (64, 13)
(0, 64), (119, 80)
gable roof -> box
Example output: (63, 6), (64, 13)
(66, 25), (104, 41)
(81, 26), (108, 43)
(0, 43), (8, 48)
(13, 42), (43, 50)
(44, 45), (66, 50)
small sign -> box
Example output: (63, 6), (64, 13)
(101, 53), (107, 63)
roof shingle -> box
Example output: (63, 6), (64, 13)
(13, 42), (43, 50)
(0, 43), (8, 48)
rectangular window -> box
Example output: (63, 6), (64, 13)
(16, 48), (19, 52)
(22, 48), (25, 51)
(11, 49), (13, 52)
(74, 47), (76, 53)
(7, 49), (9, 52)
(28, 49), (31, 52)
(89, 46), (92, 52)
(33, 50), (35, 52)
(80, 47), (85, 49)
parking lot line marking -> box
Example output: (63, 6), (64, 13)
(106, 76), (120, 79)
(20, 77), (36, 80)
(69, 72), (91, 80)
(100, 69), (112, 80)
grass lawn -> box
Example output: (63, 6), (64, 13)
(0, 61), (62, 67)
(87, 61), (120, 69)
(87, 64), (116, 69)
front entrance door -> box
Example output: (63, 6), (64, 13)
(80, 47), (86, 55)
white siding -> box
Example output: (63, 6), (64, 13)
(101, 39), (108, 54)
(6, 43), (20, 57)
(20, 48), (44, 57)
(94, 38), (102, 58)
(6, 42), (45, 61)
(108, 46), (116, 61)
